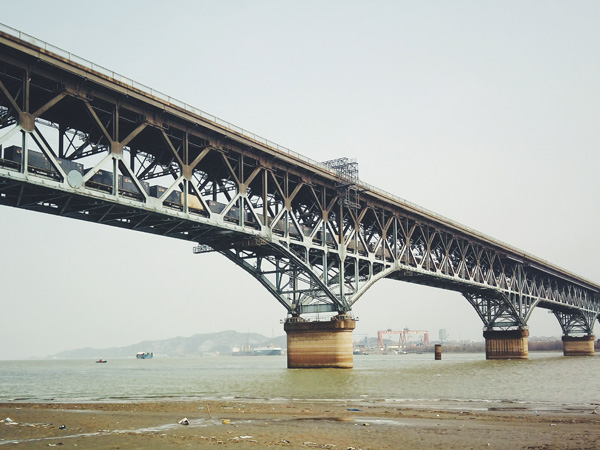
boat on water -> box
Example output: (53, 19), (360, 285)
(231, 350), (254, 356)
(231, 345), (253, 356)
(96, 358), (107, 363)
(231, 346), (283, 356)
(136, 352), (153, 359)
(253, 347), (283, 356)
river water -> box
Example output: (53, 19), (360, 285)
(1, 353), (599, 409)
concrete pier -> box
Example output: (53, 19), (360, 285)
(562, 335), (595, 356)
(284, 315), (356, 368)
(483, 328), (529, 360)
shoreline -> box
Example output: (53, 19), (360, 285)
(2, 399), (599, 449)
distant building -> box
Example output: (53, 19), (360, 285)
(439, 329), (449, 342)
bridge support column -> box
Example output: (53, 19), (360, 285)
(284, 315), (356, 369)
(562, 335), (595, 356)
(483, 328), (529, 360)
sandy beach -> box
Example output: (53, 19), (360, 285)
(1, 399), (599, 449)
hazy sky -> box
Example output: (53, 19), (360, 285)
(1, 1), (599, 359)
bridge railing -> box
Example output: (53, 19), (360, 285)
(0, 23), (322, 171)
(0, 22), (594, 287)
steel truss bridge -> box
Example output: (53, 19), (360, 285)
(0, 24), (599, 338)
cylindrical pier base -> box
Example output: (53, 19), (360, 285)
(434, 344), (442, 360)
(483, 328), (529, 360)
(562, 335), (595, 356)
(284, 315), (356, 369)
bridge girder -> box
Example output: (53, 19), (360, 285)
(219, 244), (349, 316)
(0, 30), (599, 328)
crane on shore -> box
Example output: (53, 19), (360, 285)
(377, 328), (430, 349)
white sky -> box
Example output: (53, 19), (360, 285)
(1, 1), (599, 359)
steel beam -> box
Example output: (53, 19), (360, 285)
(0, 27), (598, 329)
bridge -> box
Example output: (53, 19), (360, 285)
(1, 24), (598, 368)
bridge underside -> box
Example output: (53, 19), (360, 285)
(0, 177), (237, 246)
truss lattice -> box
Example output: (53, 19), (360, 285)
(0, 30), (599, 332)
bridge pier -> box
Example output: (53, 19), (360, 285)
(284, 315), (356, 369)
(562, 335), (595, 356)
(483, 328), (529, 360)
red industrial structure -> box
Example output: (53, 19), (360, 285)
(377, 328), (430, 349)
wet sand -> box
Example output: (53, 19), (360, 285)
(1, 399), (599, 449)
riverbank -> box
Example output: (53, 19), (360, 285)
(1, 399), (599, 449)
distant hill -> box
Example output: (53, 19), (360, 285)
(50, 330), (287, 359)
